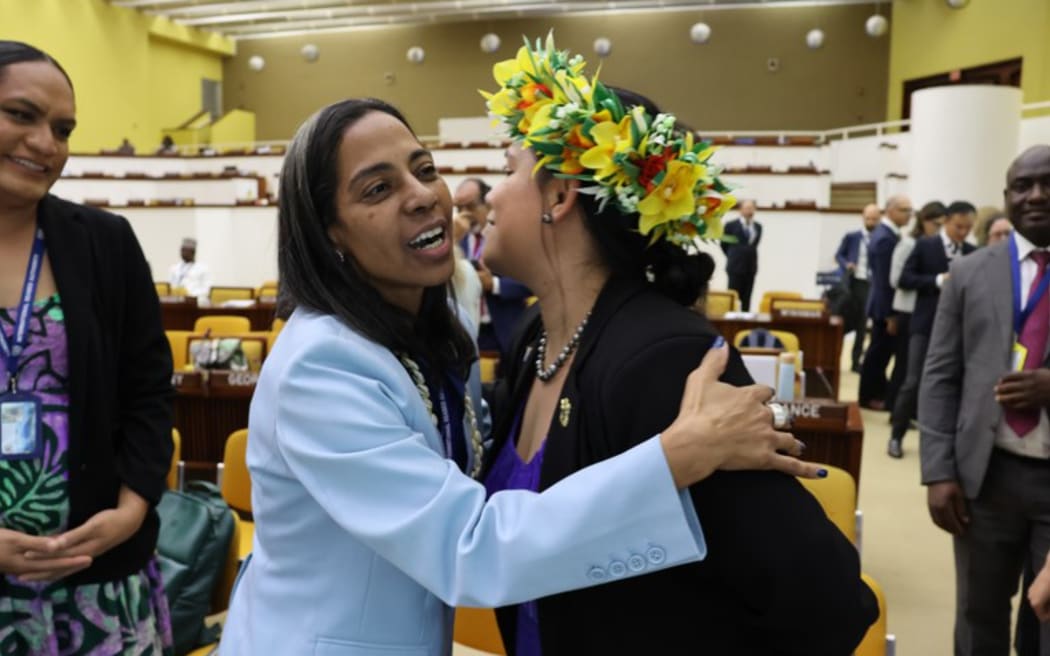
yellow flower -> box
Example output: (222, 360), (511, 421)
(637, 161), (701, 235)
(493, 46), (536, 86)
(579, 115), (633, 181)
(704, 213), (724, 240)
(480, 87), (518, 117)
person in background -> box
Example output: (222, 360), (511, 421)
(835, 203), (881, 372)
(115, 136), (134, 155)
(453, 177), (532, 359)
(976, 208), (1012, 248)
(450, 211), (482, 334)
(859, 194), (914, 411)
(888, 201), (974, 458)
(479, 40), (876, 655)
(721, 199), (761, 312)
(219, 95), (823, 656)
(156, 135), (177, 156)
(167, 236), (211, 300)
(920, 145), (1050, 654)
(0, 40), (174, 654)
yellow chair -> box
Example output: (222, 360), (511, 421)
(193, 315), (251, 335)
(771, 298), (827, 315)
(186, 511), (244, 656)
(172, 285), (189, 297)
(705, 290), (739, 316)
(798, 463), (859, 546)
(256, 280), (278, 301)
(479, 356), (499, 384)
(733, 329), (801, 357)
(209, 286), (255, 305)
(188, 333), (267, 372)
(166, 330), (193, 370)
(759, 290), (803, 314)
(854, 573), (895, 656)
(454, 607), (507, 655)
(271, 317), (285, 333)
(168, 428), (182, 491)
(154, 282), (171, 296)
(218, 429), (254, 562)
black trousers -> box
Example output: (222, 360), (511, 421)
(858, 317), (899, 406)
(890, 332), (928, 442)
(887, 313), (910, 411)
(848, 277), (871, 369)
(728, 272), (756, 313)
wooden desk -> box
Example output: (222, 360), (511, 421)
(161, 298), (277, 331)
(172, 370), (256, 478)
(787, 399), (864, 488)
(711, 314), (844, 399)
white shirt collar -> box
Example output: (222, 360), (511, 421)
(1014, 231), (1039, 263)
(880, 217), (900, 236)
(940, 227), (955, 250)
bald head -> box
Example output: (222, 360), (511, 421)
(861, 203), (881, 230)
(1005, 144), (1050, 246)
(884, 194), (913, 228)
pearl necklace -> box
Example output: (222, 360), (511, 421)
(398, 355), (484, 479)
(535, 312), (591, 382)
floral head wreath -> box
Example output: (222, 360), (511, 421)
(481, 33), (736, 246)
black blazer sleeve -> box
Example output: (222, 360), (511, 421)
(112, 217), (175, 505)
(598, 333), (877, 655)
(899, 239), (941, 295)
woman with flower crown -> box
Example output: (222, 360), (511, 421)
(479, 36), (879, 655)
(219, 92), (825, 653)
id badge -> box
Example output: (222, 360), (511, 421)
(0, 393), (43, 460)
(1012, 342), (1029, 372)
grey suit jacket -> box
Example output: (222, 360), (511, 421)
(919, 240), (1038, 499)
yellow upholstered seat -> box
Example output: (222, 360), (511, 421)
(167, 428), (182, 491)
(454, 607), (506, 655)
(705, 290), (739, 316)
(193, 315), (251, 335)
(165, 330), (193, 370)
(797, 463), (858, 545)
(759, 290), (803, 313)
(219, 429), (254, 562)
(209, 286), (255, 305)
(154, 282), (171, 296)
(770, 298), (827, 314)
(854, 573), (895, 656)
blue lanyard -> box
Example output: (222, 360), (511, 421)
(1009, 233), (1050, 336)
(0, 229), (46, 392)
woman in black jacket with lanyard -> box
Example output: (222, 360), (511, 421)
(0, 41), (173, 654)
(480, 36), (877, 655)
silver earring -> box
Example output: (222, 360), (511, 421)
(541, 211), (554, 224)
(335, 249), (345, 262)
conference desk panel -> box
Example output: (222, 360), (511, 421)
(162, 300), (277, 331)
(710, 315), (844, 399)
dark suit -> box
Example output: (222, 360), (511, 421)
(890, 235), (975, 443)
(460, 232), (531, 358)
(859, 221), (901, 406)
(835, 229), (872, 369)
(487, 276), (877, 655)
(37, 194), (174, 584)
(721, 217), (762, 311)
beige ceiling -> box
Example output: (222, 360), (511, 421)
(110, 0), (877, 40)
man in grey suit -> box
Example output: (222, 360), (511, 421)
(920, 145), (1050, 655)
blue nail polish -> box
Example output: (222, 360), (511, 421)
(713, 336), (725, 349)
(817, 468), (828, 478)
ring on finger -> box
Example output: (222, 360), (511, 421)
(768, 402), (790, 430)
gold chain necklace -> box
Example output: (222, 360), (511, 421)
(398, 355), (484, 479)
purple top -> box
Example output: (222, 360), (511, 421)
(483, 409), (546, 656)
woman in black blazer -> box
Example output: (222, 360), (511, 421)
(0, 42), (173, 653)
(479, 43), (877, 655)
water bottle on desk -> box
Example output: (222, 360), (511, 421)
(776, 352), (796, 402)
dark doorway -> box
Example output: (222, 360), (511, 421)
(901, 57), (1022, 123)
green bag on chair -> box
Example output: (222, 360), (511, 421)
(156, 481), (235, 656)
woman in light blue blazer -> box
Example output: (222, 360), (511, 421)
(219, 98), (819, 656)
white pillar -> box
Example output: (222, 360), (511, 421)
(910, 85), (1021, 209)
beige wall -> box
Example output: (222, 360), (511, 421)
(224, 4), (890, 141)
(887, 0), (1050, 121)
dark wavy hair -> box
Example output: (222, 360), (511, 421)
(277, 98), (475, 376)
(571, 87), (711, 305)
(0, 41), (74, 92)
